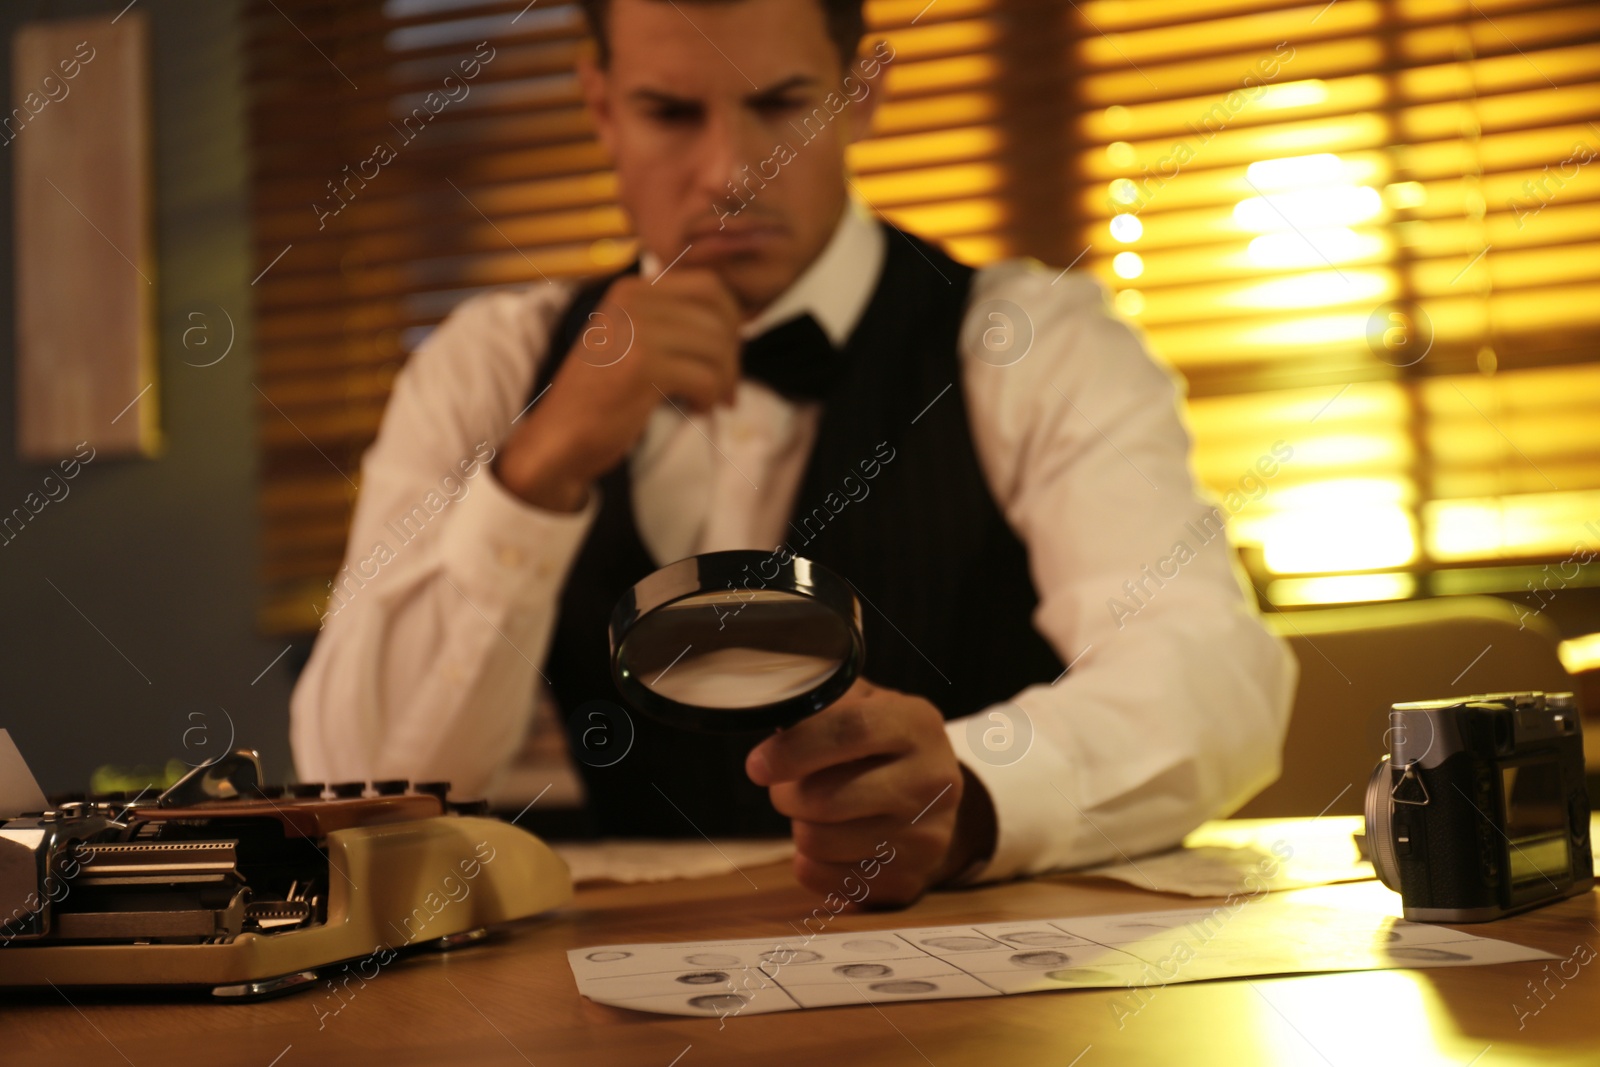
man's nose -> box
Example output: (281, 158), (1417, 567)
(696, 109), (760, 202)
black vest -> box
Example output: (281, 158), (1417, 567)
(535, 225), (1064, 836)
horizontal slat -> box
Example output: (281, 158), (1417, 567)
(247, 31), (585, 108)
(1076, 4), (1600, 105)
(1082, 217), (1600, 299)
(1078, 46), (1600, 144)
(1074, 123), (1600, 219)
(1075, 0), (1593, 67)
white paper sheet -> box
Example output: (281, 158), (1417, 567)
(568, 899), (1556, 1017)
(1078, 816), (1373, 897)
(553, 839), (795, 885)
(0, 730), (47, 818)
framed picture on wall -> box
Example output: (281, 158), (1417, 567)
(12, 11), (158, 461)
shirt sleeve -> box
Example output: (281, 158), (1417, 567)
(289, 282), (599, 796)
(946, 260), (1298, 883)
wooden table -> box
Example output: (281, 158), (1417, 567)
(4, 859), (1598, 1066)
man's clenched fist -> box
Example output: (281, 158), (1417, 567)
(496, 269), (742, 512)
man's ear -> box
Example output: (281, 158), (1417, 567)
(576, 50), (616, 156)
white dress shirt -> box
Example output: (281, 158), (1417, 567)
(290, 201), (1297, 883)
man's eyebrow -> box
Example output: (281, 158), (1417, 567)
(747, 75), (818, 101)
(629, 87), (702, 108)
(626, 75), (817, 109)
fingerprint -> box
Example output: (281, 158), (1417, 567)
(685, 953), (742, 966)
(676, 972), (730, 985)
(1011, 951), (1072, 968)
(1002, 931), (1076, 948)
(842, 939), (901, 954)
(760, 949), (822, 965)
(1044, 968), (1116, 984)
(688, 993), (748, 1012)
(586, 950), (632, 962)
(1387, 946), (1472, 962)
(869, 980), (938, 994)
(835, 963), (893, 979)
(921, 936), (997, 952)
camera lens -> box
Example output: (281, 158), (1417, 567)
(1364, 757), (1404, 891)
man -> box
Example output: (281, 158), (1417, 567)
(291, 0), (1295, 905)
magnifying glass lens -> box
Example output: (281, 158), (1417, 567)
(609, 552), (865, 732)
(620, 591), (850, 709)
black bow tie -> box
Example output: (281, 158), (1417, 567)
(741, 314), (848, 402)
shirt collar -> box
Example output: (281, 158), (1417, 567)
(639, 199), (885, 348)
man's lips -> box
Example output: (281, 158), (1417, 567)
(685, 223), (787, 257)
(688, 215), (786, 237)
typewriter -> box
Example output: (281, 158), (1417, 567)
(0, 747), (571, 999)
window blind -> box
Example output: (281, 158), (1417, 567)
(245, 0), (1600, 632)
(1067, 0), (1600, 607)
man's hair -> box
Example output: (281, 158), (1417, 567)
(576, 0), (866, 69)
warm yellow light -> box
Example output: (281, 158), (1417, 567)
(1427, 500), (1507, 560)
(1104, 104), (1131, 131)
(590, 237), (633, 265)
(1560, 633), (1600, 675)
(1426, 491), (1600, 561)
(1256, 79), (1329, 110)
(1267, 573), (1416, 606)
(1234, 186), (1383, 233)
(1273, 478), (1411, 509)
(1108, 178), (1138, 205)
(1114, 288), (1145, 316)
(1240, 313), (1371, 347)
(1110, 213), (1143, 242)
(1112, 252), (1144, 279)
(1262, 501), (1417, 574)
(1247, 227), (1380, 269)
(1384, 181), (1427, 209)
(1226, 970), (1445, 1064)
(1288, 432), (1409, 469)
(1106, 140), (1135, 168)
(1247, 153), (1348, 191)
(1228, 270), (1386, 311)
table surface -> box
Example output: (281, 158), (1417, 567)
(3, 854), (1598, 1067)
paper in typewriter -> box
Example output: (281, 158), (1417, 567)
(567, 902), (1556, 1017)
(0, 729), (47, 818)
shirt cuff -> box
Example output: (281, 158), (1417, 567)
(944, 696), (1083, 884)
(437, 466), (599, 608)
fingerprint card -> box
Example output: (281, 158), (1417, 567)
(568, 902), (1557, 1017)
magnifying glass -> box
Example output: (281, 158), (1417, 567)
(609, 550), (865, 733)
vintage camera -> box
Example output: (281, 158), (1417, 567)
(1364, 691), (1593, 922)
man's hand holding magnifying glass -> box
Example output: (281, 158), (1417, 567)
(746, 678), (999, 906)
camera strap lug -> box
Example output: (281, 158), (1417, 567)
(1392, 760), (1430, 806)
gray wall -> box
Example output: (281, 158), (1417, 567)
(0, 0), (294, 792)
